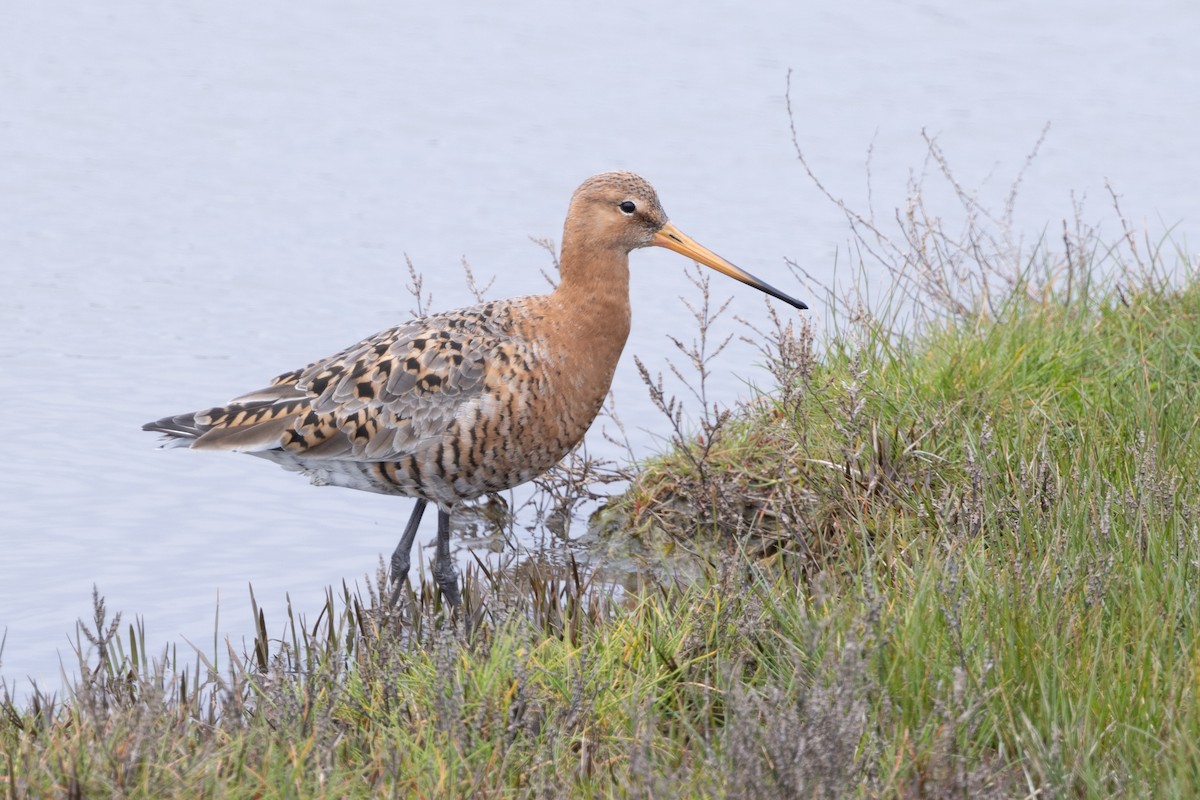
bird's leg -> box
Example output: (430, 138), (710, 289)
(388, 498), (428, 606)
(432, 508), (461, 609)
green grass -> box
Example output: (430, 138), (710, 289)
(4, 230), (1200, 796)
(602, 231), (1200, 794)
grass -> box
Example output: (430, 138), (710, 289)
(4, 152), (1200, 796)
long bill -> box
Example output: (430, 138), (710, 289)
(652, 221), (808, 310)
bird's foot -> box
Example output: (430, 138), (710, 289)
(388, 549), (412, 607)
(387, 578), (409, 608)
(433, 560), (462, 610)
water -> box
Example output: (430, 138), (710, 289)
(2, 0), (1198, 692)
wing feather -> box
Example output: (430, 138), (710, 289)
(147, 297), (537, 462)
(283, 298), (531, 460)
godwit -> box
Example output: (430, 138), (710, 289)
(144, 172), (807, 607)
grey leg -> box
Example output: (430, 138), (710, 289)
(388, 498), (428, 606)
(431, 508), (461, 609)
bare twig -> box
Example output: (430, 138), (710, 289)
(404, 254), (432, 317)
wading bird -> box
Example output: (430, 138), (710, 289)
(144, 172), (807, 608)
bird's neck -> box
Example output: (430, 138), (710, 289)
(554, 230), (633, 340)
(538, 233), (633, 414)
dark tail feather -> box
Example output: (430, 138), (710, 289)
(143, 413), (203, 447)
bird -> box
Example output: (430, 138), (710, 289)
(143, 171), (808, 609)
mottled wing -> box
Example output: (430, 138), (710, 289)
(187, 300), (528, 462)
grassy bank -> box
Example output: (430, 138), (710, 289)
(615, 248), (1200, 796)
(4, 197), (1200, 796)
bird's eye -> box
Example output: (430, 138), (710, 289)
(619, 201), (636, 215)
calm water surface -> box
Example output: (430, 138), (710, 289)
(2, 0), (1198, 691)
